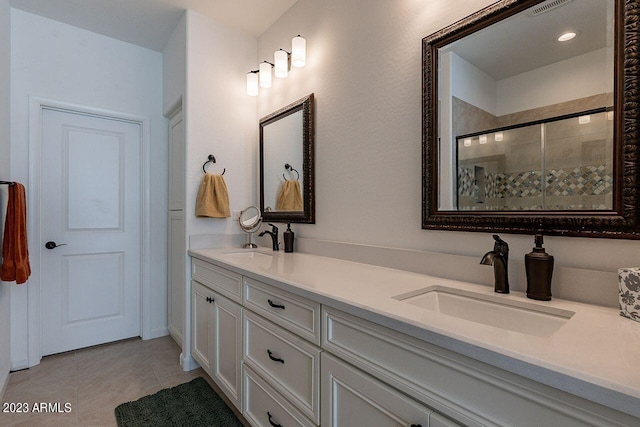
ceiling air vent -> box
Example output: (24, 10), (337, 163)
(527, 0), (573, 16)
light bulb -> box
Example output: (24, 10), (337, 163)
(259, 62), (272, 88)
(291, 35), (306, 68)
(479, 135), (487, 144)
(494, 132), (503, 141)
(463, 138), (471, 147)
(558, 32), (576, 42)
(246, 72), (258, 96)
(274, 49), (289, 78)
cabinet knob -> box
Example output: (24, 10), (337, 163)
(267, 411), (282, 427)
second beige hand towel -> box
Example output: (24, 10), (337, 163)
(196, 173), (230, 218)
(276, 180), (303, 211)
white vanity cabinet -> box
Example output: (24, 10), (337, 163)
(322, 306), (634, 427)
(191, 274), (243, 410)
(189, 251), (639, 427)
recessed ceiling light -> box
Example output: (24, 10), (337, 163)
(558, 32), (577, 42)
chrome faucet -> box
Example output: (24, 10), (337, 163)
(259, 223), (279, 251)
(480, 234), (509, 294)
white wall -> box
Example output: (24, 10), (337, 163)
(163, 13), (186, 115)
(184, 10), (257, 235)
(0, 0), (11, 396)
(451, 52), (497, 115)
(497, 48), (613, 115)
(10, 9), (168, 367)
(257, 0), (640, 301)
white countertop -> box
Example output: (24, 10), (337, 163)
(188, 248), (640, 418)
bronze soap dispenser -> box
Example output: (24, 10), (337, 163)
(525, 234), (554, 301)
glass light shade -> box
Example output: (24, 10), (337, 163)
(494, 132), (503, 141)
(479, 135), (488, 144)
(578, 115), (591, 124)
(291, 35), (306, 68)
(246, 72), (258, 96)
(607, 111), (614, 121)
(259, 62), (272, 88)
(274, 49), (289, 78)
(463, 138), (471, 147)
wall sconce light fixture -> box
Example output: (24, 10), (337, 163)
(247, 35), (306, 96)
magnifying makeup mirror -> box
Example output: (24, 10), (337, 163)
(239, 206), (263, 248)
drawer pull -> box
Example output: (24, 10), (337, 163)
(267, 299), (285, 310)
(267, 411), (282, 427)
(267, 349), (285, 364)
(206, 296), (215, 304)
(410, 425), (422, 427)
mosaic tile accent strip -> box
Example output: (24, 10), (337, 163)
(546, 165), (612, 196)
(458, 167), (474, 197)
(457, 165), (612, 209)
(499, 171), (542, 198)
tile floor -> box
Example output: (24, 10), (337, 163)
(0, 336), (250, 426)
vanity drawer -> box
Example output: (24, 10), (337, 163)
(243, 364), (316, 427)
(243, 277), (321, 345)
(192, 258), (242, 303)
(243, 310), (321, 423)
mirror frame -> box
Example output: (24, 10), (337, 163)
(260, 93), (315, 224)
(422, 0), (640, 239)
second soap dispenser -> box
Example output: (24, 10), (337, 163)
(525, 234), (554, 300)
(283, 223), (295, 253)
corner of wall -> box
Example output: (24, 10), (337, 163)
(0, 0), (12, 400)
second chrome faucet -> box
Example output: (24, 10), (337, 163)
(480, 234), (509, 294)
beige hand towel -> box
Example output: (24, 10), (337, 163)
(276, 180), (303, 211)
(196, 173), (230, 218)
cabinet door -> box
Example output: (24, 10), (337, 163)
(191, 281), (213, 373)
(211, 292), (243, 411)
(321, 353), (432, 427)
(168, 108), (185, 211)
(167, 210), (185, 346)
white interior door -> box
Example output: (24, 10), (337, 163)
(41, 108), (142, 356)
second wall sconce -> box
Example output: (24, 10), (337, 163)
(247, 35), (306, 96)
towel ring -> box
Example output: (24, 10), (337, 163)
(203, 154), (225, 175)
(283, 163), (299, 181)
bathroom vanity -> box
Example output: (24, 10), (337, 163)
(188, 248), (640, 427)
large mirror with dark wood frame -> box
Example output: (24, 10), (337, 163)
(423, 0), (639, 239)
(260, 94), (315, 223)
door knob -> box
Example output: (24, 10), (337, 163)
(45, 241), (67, 250)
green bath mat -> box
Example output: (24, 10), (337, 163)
(114, 377), (243, 427)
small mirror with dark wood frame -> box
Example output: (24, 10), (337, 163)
(422, 0), (640, 239)
(260, 94), (315, 224)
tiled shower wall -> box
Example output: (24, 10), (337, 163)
(454, 95), (613, 210)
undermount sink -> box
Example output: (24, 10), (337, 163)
(223, 251), (273, 260)
(393, 286), (574, 337)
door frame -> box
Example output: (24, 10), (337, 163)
(27, 97), (152, 367)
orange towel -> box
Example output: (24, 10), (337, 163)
(1, 183), (31, 284)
